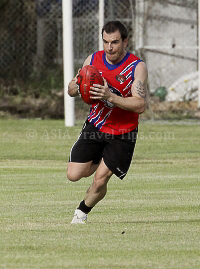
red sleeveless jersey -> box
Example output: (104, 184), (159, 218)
(87, 51), (142, 135)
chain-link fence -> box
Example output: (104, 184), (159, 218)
(0, 0), (63, 97)
(0, 0), (198, 119)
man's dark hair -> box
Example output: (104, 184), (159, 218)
(102, 20), (128, 41)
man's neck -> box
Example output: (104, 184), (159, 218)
(106, 51), (127, 65)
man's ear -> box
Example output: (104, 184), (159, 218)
(123, 38), (128, 48)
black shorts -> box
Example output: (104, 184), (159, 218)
(69, 120), (138, 179)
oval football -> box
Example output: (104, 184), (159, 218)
(78, 65), (103, 105)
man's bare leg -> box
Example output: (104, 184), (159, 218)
(84, 159), (113, 207)
(67, 161), (99, 182)
(69, 159), (112, 223)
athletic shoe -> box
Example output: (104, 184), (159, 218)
(71, 209), (87, 224)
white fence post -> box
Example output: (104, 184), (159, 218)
(99, 0), (104, 51)
(62, 0), (74, 126)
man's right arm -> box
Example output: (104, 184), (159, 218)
(68, 55), (92, 97)
(68, 75), (80, 97)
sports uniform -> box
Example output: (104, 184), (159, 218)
(89, 50), (142, 135)
(70, 51), (142, 179)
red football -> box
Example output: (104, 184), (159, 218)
(77, 65), (103, 105)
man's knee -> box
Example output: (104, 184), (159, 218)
(67, 161), (92, 182)
(67, 170), (81, 182)
(92, 172), (111, 192)
(94, 161), (112, 182)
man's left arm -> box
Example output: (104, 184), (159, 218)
(90, 61), (148, 114)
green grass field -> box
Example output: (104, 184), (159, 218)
(1, 119), (200, 269)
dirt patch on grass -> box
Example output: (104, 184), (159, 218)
(141, 97), (200, 120)
(0, 95), (64, 119)
(0, 95), (199, 120)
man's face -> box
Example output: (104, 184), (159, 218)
(102, 30), (128, 65)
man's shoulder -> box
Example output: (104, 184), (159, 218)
(93, 50), (104, 58)
(90, 51), (104, 65)
(83, 51), (104, 66)
(127, 52), (141, 62)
